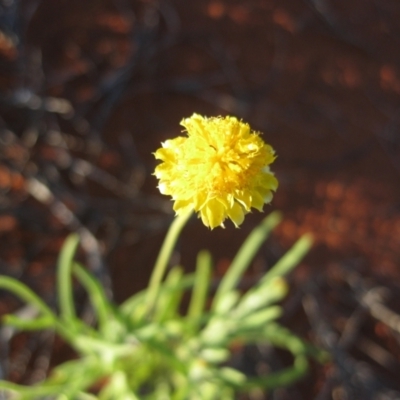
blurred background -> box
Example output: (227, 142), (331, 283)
(0, 0), (400, 398)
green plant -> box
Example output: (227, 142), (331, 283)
(0, 211), (324, 400)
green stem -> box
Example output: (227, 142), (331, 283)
(146, 210), (192, 315)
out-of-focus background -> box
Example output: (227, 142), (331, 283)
(1, 0), (400, 398)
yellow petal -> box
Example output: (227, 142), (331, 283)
(251, 191), (265, 211)
(201, 198), (225, 229)
(227, 202), (245, 228)
(234, 191), (252, 210)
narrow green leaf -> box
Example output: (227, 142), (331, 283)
(218, 367), (246, 387)
(201, 318), (230, 346)
(237, 323), (311, 390)
(260, 234), (313, 285)
(236, 306), (282, 331)
(72, 262), (115, 335)
(2, 314), (55, 330)
(188, 250), (212, 321)
(262, 323), (308, 355)
(0, 276), (55, 321)
(234, 277), (287, 316)
(200, 347), (230, 364)
(241, 355), (309, 390)
(154, 266), (184, 322)
(213, 211), (282, 310)
(57, 234), (80, 321)
(0, 380), (58, 398)
(213, 291), (240, 315)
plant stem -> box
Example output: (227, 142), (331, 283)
(146, 210), (192, 315)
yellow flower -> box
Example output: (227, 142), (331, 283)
(154, 114), (278, 229)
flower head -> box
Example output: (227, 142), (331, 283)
(154, 114), (278, 229)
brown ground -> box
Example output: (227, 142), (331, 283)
(1, 0), (400, 399)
